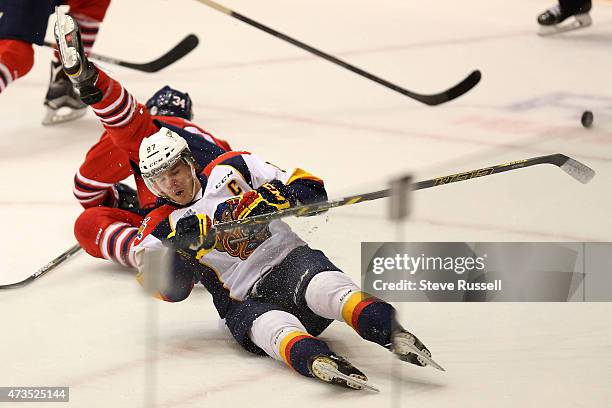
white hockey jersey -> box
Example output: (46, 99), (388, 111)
(132, 151), (326, 301)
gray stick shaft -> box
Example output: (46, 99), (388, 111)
(216, 153), (594, 234)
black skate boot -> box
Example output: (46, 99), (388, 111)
(389, 328), (445, 371)
(537, 1), (592, 36)
(42, 61), (87, 125)
(308, 354), (378, 392)
(53, 8), (102, 105)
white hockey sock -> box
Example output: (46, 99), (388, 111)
(304, 271), (362, 321)
(249, 310), (309, 362)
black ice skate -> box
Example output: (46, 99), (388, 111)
(537, 2), (592, 36)
(308, 354), (379, 392)
(42, 61), (87, 125)
(390, 329), (445, 371)
(53, 8), (102, 105)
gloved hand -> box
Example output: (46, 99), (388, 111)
(168, 214), (216, 260)
(232, 180), (296, 220)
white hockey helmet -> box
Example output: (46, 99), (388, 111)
(139, 127), (196, 198)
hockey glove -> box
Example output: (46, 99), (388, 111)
(232, 180), (297, 220)
(168, 214), (217, 260)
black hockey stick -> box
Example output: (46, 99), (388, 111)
(0, 244), (82, 289)
(43, 34), (199, 73)
(216, 153), (595, 233)
(195, 0), (480, 105)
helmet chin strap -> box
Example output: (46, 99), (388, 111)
(187, 162), (201, 204)
(188, 175), (199, 203)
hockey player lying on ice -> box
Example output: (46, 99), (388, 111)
(56, 18), (230, 268)
(55, 13), (443, 390)
(72, 78), (230, 268)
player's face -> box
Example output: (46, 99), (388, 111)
(152, 160), (198, 205)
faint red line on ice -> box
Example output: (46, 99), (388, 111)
(175, 31), (535, 73)
(61, 339), (280, 407)
(157, 369), (271, 408)
(203, 104), (612, 163)
(414, 217), (604, 242)
(329, 211), (603, 241)
(167, 20), (612, 75)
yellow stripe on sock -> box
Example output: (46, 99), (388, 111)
(341, 291), (372, 329)
(279, 331), (311, 366)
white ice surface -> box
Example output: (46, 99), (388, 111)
(1, 0), (611, 407)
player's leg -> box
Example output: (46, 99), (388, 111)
(0, 0), (49, 95)
(44, 0), (112, 124)
(304, 270), (434, 367)
(559, 0), (591, 16)
(74, 207), (142, 268)
(224, 300), (369, 389)
(54, 13), (158, 159)
(254, 245), (434, 368)
(0, 39), (33, 94)
(537, 0), (592, 35)
(65, 0), (111, 54)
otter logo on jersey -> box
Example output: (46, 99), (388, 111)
(216, 227), (271, 260)
(214, 207), (271, 260)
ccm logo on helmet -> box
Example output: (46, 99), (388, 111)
(150, 157), (164, 167)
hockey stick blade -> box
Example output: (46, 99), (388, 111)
(117, 34), (199, 72)
(213, 153), (595, 233)
(195, 0), (480, 105)
(0, 244), (82, 289)
(43, 34), (199, 73)
(411, 70), (481, 106)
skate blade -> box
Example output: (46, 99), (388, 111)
(54, 7), (79, 70)
(394, 336), (446, 371)
(312, 362), (380, 392)
(42, 105), (87, 126)
(538, 13), (592, 36)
